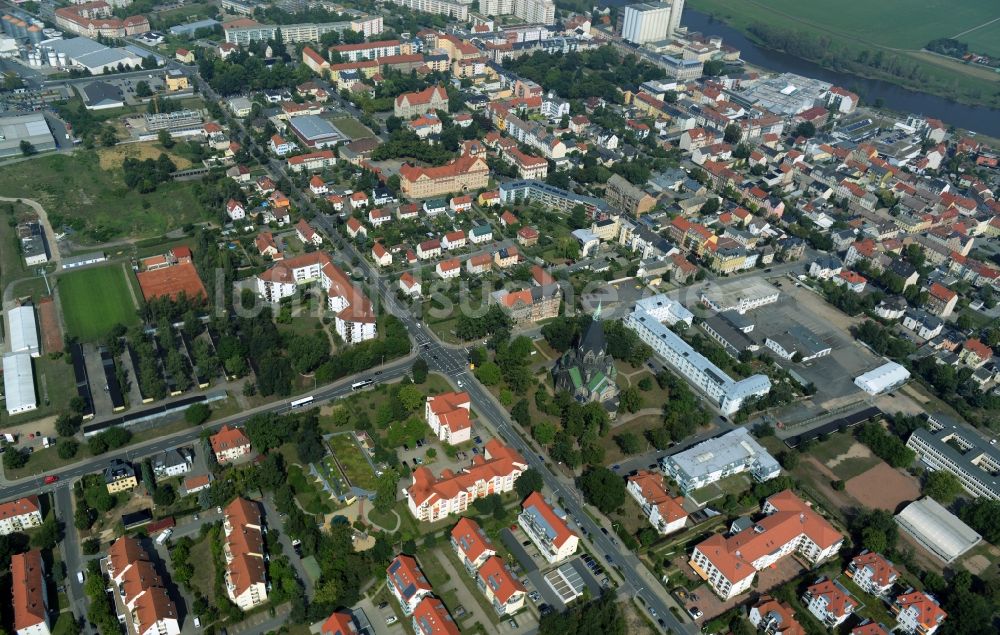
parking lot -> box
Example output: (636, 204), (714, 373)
(395, 430), (495, 476)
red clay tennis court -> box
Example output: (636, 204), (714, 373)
(136, 263), (207, 302)
(37, 296), (63, 353)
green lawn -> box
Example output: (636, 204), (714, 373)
(807, 431), (881, 481)
(287, 463), (334, 515)
(0, 151), (212, 243)
(58, 264), (139, 341)
(327, 434), (378, 491)
(0, 201), (32, 288)
(331, 117), (375, 140)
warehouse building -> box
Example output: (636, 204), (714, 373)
(906, 417), (1000, 500)
(3, 352), (36, 415)
(6, 305), (40, 357)
(895, 498), (981, 563)
(855, 361), (911, 395)
(288, 115), (345, 149)
(0, 112), (56, 158)
(44, 37), (145, 75)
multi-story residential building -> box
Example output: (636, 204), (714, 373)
(106, 537), (180, 635)
(893, 591), (947, 635)
(501, 146), (548, 180)
(802, 578), (857, 628)
(104, 459), (138, 494)
(400, 155), (489, 199)
(476, 556), (526, 615)
(846, 552), (899, 596)
(329, 39), (408, 62)
(223, 498), (267, 611)
(747, 595), (804, 635)
(925, 282), (958, 318)
(626, 471), (688, 535)
(394, 85), (449, 118)
(287, 149), (336, 172)
(210, 425), (252, 464)
(390, 0), (468, 19)
(620, 2), (672, 44)
(436, 259), (461, 279)
(256, 252), (376, 343)
(442, 230), (467, 250)
(0, 496), (43, 535)
(902, 310), (943, 340)
(905, 419), (1000, 500)
(451, 518), (495, 574)
(605, 174), (656, 215)
(411, 596), (460, 635)
(54, 5), (149, 38)
(425, 392), (472, 445)
(627, 307), (771, 416)
(387, 555), (433, 615)
(490, 284), (561, 326)
(499, 180), (608, 216)
(320, 612), (359, 635)
(661, 428), (780, 493)
(689, 490), (843, 600)
(407, 441), (527, 522)
(512, 0), (555, 24)
(224, 17), (382, 45)
(11, 550), (49, 635)
(519, 492), (579, 564)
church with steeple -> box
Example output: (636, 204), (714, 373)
(551, 304), (620, 416)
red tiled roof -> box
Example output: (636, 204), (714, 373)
(693, 490), (841, 583)
(477, 556), (525, 604)
(964, 338), (992, 360)
(411, 596), (459, 635)
(451, 517), (494, 563)
(408, 440), (526, 508)
(627, 470), (687, 525)
(11, 550), (46, 632)
(928, 282), (956, 302)
(806, 578), (857, 618)
(522, 492), (577, 548)
(848, 552), (898, 589)
(895, 592), (947, 630)
(210, 424), (250, 455)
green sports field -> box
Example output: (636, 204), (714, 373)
(58, 265), (140, 341)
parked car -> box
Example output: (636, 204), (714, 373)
(688, 607), (703, 619)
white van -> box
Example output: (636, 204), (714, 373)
(155, 529), (172, 545)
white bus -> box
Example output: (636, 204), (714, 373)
(351, 379), (373, 391)
(290, 396), (315, 408)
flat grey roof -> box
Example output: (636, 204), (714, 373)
(664, 427), (780, 482)
(909, 422), (1000, 497)
(0, 112), (54, 156)
(290, 115), (343, 141)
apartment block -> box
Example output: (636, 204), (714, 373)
(223, 498), (267, 611)
(518, 492), (579, 564)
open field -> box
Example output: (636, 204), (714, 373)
(691, 0), (1000, 54)
(331, 117), (374, 140)
(0, 152), (211, 243)
(58, 264), (139, 341)
(0, 201), (35, 287)
(688, 0), (1000, 107)
(844, 462), (921, 513)
(97, 141), (193, 171)
(807, 430), (881, 481)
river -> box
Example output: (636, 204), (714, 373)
(600, 3), (1000, 137)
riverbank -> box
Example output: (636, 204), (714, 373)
(686, 0), (1000, 112)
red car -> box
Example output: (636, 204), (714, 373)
(43, 475), (59, 485)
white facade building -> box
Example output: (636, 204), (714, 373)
(635, 294), (693, 326)
(661, 427), (781, 493)
(626, 308), (771, 415)
(7, 306), (40, 357)
(0, 497), (43, 536)
(519, 492), (579, 564)
(621, 3), (671, 45)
